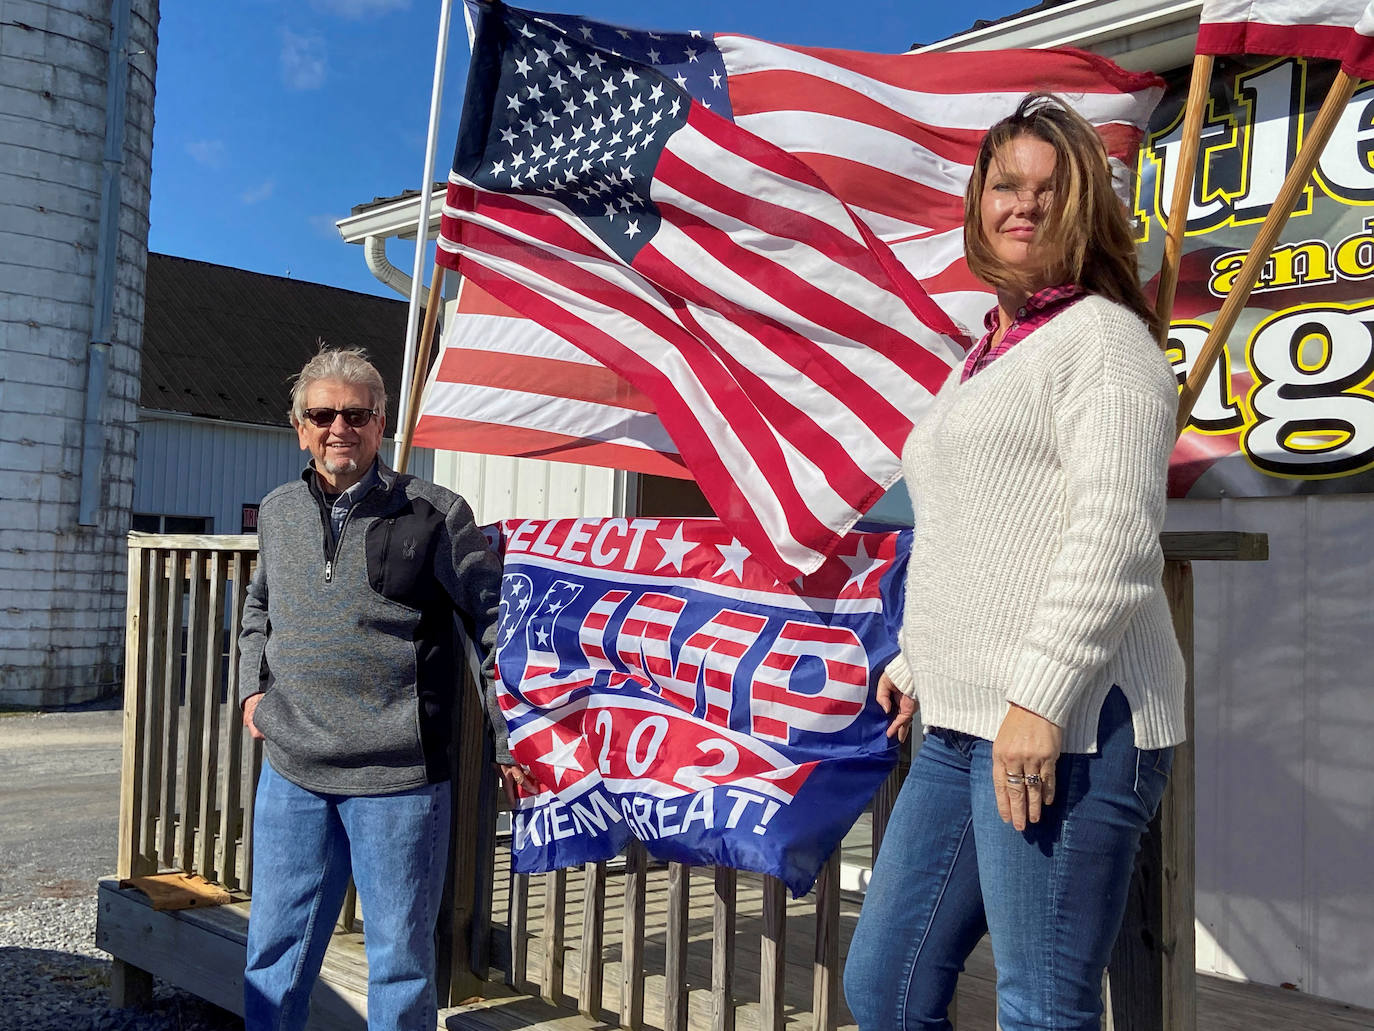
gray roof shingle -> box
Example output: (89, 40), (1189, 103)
(141, 253), (413, 428)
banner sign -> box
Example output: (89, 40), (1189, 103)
(493, 518), (905, 896)
(1142, 56), (1374, 496)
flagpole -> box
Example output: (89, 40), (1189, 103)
(1175, 70), (1358, 434)
(397, 0), (454, 457)
(396, 259), (446, 474)
(1153, 54), (1214, 347)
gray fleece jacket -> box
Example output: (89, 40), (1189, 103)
(238, 461), (510, 795)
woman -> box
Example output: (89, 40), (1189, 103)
(843, 94), (1186, 1031)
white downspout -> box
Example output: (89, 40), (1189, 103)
(364, 235), (428, 304)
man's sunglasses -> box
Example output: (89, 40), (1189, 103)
(302, 407), (378, 428)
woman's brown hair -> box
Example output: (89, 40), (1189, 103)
(963, 93), (1160, 338)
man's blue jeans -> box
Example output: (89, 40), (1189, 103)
(244, 758), (451, 1031)
(844, 687), (1172, 1031)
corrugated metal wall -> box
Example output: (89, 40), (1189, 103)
(430, 450), (634, 524)
(134, 411), (435, 533)
(1166, 496), (1374, 1007)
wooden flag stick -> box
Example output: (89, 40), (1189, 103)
(1175, 70), (1358, 435)
(1153, 54), (1215, 347)
(396, 258), (447, 474)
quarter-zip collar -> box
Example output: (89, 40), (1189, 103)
(305, 459), (387, 583)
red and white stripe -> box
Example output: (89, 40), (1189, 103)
(440, 96), (969, 576)
(424, 34), (1163, 573)
(1197, 0), (1371, 65)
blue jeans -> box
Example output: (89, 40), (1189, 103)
(244, 758), (451, 1031)
(844, 687), (1172, 1031)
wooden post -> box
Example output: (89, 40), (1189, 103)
(395, 260), (446, 474)
(140, 548), (169, 869)
(158, 549), (185, 865)
(117, 542), (154, 880)
(112, 541), (159, 1011)
(194, 553), (226, 879)
(578, 860), (607, 1019)
(1159, 559), (1198, 1031)
(109, 957), (155, 1010)
(620, 841), (648, 1030)
(1107, 559), (1195, 1031)
(760, 876), (787, 1031)
(218, 552), (250, 891)
(508, 869), (530, 991)
(176, 551), (209, 871)
(1152, 54), (1214, 344)
(812, 853), (840, 1031)
(664, 863), (691, 1031)
(439, 660), (492, 1003)
(1176, 71), (1358, 432)
(1104, 534), (1265, 1029)
(711, 866), (736, 1031)
(541, 868), (568, 1006)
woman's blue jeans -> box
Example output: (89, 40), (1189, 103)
(243, 758), (451, 1031)
(844, 687), (1172, 1031)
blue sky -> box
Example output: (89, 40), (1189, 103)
(148, 0), (1034, 299)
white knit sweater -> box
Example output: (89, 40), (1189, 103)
(884, 295), (1186, 753)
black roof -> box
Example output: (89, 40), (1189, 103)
(141, 253), (411, 428)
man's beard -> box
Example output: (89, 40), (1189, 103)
(323, 456), (358, 476)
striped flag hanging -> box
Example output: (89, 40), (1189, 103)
(431, 0), (1164, 578)
(1197, 0), (1374, 71)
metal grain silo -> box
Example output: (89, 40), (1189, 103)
(0, 0), (159, 705)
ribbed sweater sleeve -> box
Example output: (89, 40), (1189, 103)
(1005, 382), (1176, 725)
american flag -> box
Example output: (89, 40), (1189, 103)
(428, 1), (1165, 577)
(1197, 0), (1374, 76)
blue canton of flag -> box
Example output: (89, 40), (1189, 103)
(459, 6), (702, 263)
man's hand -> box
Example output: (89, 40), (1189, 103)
(498, 763), (542, 807)
(992, 702), (1062, 831)
(875, 670), (917, 743)
(242, 694), (265, 740)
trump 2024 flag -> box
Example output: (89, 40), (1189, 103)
(493, 518), (907, 896)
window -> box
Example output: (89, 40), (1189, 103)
(131, 514), (212, 534)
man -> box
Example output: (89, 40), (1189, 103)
(238, 347), (529, 1030)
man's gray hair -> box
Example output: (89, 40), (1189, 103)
(289, 346), (387, 425)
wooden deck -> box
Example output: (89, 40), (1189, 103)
(97, 853), (1374, 1031)
(103, 531), (1374, 1030)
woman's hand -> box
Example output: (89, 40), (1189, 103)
(875, 670), (917, 743)
(992, 703), (1062, 830)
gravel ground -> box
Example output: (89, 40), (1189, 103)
(0, 706), (241, 1031)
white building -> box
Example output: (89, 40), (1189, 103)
(132, 252), (433, 537)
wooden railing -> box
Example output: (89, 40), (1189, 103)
(117, 533), (262, 889)
(116, 530), (1268, 1031)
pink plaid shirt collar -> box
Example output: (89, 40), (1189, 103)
(961, 284), (1086, 383)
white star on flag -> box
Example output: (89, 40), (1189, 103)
(654, 524), (695, 572)
(537, 728), (585, 782)
(714, 538), (749, 582)
(840, 538), (882, 592)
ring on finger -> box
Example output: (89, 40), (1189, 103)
(1024, 773), (1043, 788)
(1005, 773), (1025, 786)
